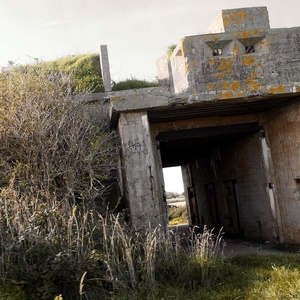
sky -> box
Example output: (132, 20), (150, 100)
(1, 0), (299, 193)
(1, 0), (300, 82)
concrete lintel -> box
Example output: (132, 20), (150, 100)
(109, 82), (300, 112)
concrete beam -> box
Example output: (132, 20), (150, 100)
(100, 45), (112, 92)
(118, 111), (165, 228)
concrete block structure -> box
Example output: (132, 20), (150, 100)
(103, 6), (300, 244)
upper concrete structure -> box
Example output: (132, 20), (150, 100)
(105, 7), (300, 244)
(167, 6), (300, 96)
(207, 6), (270, 33)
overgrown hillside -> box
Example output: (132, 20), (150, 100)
(36, 53), (104, 93)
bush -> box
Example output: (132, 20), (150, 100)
(112, 78), (158, 91)
(169, 205), (188, 225)
(0, 65), (119, 299)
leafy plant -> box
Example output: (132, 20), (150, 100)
(112, 78), (158, 91)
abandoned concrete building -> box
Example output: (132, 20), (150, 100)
(99, 6), (300, 244)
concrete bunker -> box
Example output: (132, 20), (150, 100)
(106, 6), (300, 244)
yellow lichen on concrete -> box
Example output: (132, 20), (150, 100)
(242, 55), (256, 66)
(223, 10), (248, 30)
(206, 82), (217, 91)
(110, 96), (121, 102)
(247, 80), (261, 91)
(222, 81), (231, 90)
(269, 85), (285, 94)
(185, 63), (190, 75)
(232, 81), (241, 91)
(214, 58), (234, 79)
(204, 34), (219, 41)
(208, 58), (215, 65)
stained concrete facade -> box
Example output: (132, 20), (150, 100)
(105, 6), (300, 243)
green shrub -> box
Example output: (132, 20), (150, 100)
(112, 78), (158, 91)
(0, 283), (27, 300)
(168, 205), (188, 225)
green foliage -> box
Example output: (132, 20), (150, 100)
(167, 44), (177, 60)
(168, 205), (188, 225)
(0, 66), (118, 204)
(0, 283), (27, 300)
(44, 54), (104, 93)
(14, 54), (104, 94)
(112, 78), (158, 91)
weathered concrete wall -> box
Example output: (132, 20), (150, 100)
(106, 6), (300, 244)
(167, 6), (300, 98)
(265, 101), (300, 243)
(185, 130), (276, 241)
(118, 112), (165, 228)
(207, 7), (270, 33)
(170, 27), (300, 96)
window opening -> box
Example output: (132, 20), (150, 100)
(245, 45), (255, 54)
(213, 48), (222, 56)
(163, 166), (187, 225)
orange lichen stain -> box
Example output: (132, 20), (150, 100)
(193, 89), (198, 94)
(248, 80), (260, 91)
(218, 58), (233, 71)
(206, 83), (217, 91)
(237, 30), (253, 39)
(204, 34), (219, 41)
(208, 58), (215, 65)
(297, 86), (300, 93)
(242, 55), (256, 66)
(110, 96), (121, 102)
(221, 91), (234, 99)
(232, 81), (241, 91)
(180, 39), (186, 56)
(258, 62), (263, 67)
(269, 85), (285, 94)
(223, 11), (248, 30)
(185, 63), (190, 75)
(222, 81), (231, 90)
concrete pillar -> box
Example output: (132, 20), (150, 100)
(100, 45), (112, 92)
(118, 111), (165, 229)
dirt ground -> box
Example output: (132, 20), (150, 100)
(168, 224), (292, 257)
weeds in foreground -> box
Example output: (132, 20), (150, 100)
(1, 195), (300, 300)
(0, 183), (226, 300)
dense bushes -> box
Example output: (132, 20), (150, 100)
(0, 65), (119, 299)
(36, 54), (104, 93)
(112, 78), (158, 91)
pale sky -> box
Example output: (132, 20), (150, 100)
(1, 0), (299, 192)
(1, 0), (300, 82)
(163, 166), (184, 194)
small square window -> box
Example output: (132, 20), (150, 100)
(213, 49), (222, 56)
(245, 45), (255, 54)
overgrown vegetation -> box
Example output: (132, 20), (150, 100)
(168, 205), (188, 225)
(167, 43), (177, 60)
(0, 65), (119, 299)
(15, 54), (104, 94)
(112, 78), (158, 91)
(0, 61), (300, 300)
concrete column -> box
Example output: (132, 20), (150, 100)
(118, 111), (164, 229)
(100, 45), (112, 92)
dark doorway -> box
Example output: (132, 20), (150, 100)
(187, 186), (200, 226)
(223, 180), (242, 235)
(204, 183), (220, 228)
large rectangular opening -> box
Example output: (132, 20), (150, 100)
(157, 122), (274, 240)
